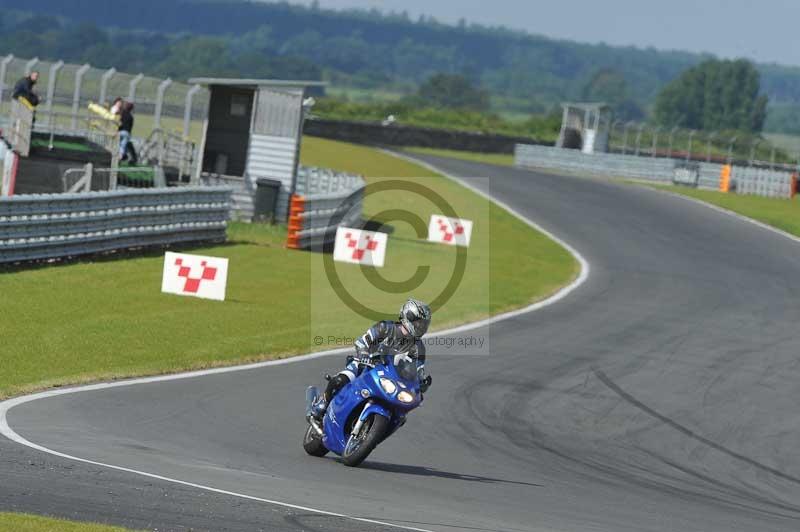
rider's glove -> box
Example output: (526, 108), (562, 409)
(420, 375), (432, 393)
(355, 349), (374, 366)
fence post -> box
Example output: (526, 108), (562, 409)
(71, 64), (90, 131)
(621, 121), (634, 155)
(770, 145), (776, 170)
(667, 126), (679, 159)
(727, 136), (738, 164)
(82, 162), (93, 193)
(153, 78), (173, 130)
(127, 73), (144, 103)
(24, 57), (39, 75)
(183, 84), (201, 139)
(609, 120), (621, 153)
(651, 126), (661, 158)
(686, 130), (696, 162)
(706, 131), (717, 162)
(45, 60), (64, 134)
(0, 54), (14, 104)
(749, 139), (761, 167)
(99, 67), (116, 105)
(634, 123), (645, 156)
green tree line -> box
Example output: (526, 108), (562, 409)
(0, 3), (795, 136)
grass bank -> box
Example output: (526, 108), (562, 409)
(0, 513), (136, 532)
(0, 137), (577, 398)
(403, 147), (514, 167)
(643, 184), (800, 236)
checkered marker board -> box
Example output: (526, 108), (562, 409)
(161, 252), (229, 301)
(428, 215), (473, 247)
(333, 227), (388, 267)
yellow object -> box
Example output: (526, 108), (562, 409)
(16, 97), (35, 111)
(719, 165), (732, 193)
(88, 102), (120, 123)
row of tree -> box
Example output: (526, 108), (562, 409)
(0, 8), (779, 135)
(5, 0), (791, 111)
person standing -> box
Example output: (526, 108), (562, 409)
(118, 101), (138, 164)
(12, 71), (40, 107)
(110, 96), (123, 116)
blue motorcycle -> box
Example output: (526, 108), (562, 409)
(304, 354), (429, 467)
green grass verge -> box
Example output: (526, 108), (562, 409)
(30, 138), (93, 153)
(0, 513), (136, 532)
(643, 184), (800, 236)
(0, 137), (577, 399)
(403, 147), (514, 167)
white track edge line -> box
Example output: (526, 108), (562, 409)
(0, 152), (591, 532)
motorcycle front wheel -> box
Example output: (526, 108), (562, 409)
(342, 414), (389, 467)
(303, 423), (329, 457)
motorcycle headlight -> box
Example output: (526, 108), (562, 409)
(379, 378), (397, 394)
(397, 391), (415, 403)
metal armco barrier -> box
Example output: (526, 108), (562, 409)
(515, 144), (797, 199)
(201, 166), (363, 225)
(734, 167), (797, 198)
(287, 167), (365, 250)
(515, 143), (676, 182)
(0, 186), (231, 264)
(295, 166), (364, 196)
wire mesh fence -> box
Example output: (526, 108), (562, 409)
(606, 120), (797, 171)
(0, 53), (209, 143)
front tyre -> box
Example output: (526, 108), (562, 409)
(303, 424), (329, 457)
(342, 414), (389, 467)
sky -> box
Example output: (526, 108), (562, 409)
(286, 0), (800, 66)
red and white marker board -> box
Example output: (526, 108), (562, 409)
(161, 252), (229, 301)
(333, 227), (388, 267)
(428, 215), (473, 247)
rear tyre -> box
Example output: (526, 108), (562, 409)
(303, 424), (329, 457)
(342, 414), (389, 467)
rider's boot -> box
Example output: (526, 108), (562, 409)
(310, 396), (328, 422)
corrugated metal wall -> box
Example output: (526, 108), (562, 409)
(253, 88), (304, 137)
(246, 134), (298, 221)
(246, 87), (304, 221)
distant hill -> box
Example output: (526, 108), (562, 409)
(1, 0), (799, 132)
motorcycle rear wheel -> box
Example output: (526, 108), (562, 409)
(303, 423), (329, 457)
(342, 414), (389, 467)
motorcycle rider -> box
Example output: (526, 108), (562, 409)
(312, 298), (433, 422)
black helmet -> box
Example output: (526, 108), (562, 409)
(399, 298), (431, 338)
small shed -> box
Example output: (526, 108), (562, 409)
(189, 77), (327, 221)
(556, 102), (612, 154)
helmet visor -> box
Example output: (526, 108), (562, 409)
(405, 312), (429, 337)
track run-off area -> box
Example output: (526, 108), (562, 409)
(3, 154), (800, 531)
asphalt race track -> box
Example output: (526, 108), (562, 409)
(4, 155), (800, 531)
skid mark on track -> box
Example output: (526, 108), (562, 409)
(593, 369), (800, 486)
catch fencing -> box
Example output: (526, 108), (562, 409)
(515, 144), (797, 199)
(0, 53), (208, 139)
(0, 186), (231, 264)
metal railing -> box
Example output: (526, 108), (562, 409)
(0, 186), (231, 264)
(515, 143), (797, 199)
(605, 121), (797, 170)
(0, 53), (208, 141)
(139, 128), (196, 179)
(6, 99), (34, 156)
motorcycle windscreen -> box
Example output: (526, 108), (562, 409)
(393, 354), (419, 382)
